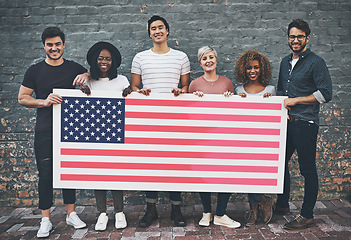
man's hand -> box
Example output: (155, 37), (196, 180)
(73, 72), (90, 86)
(284, 98), (299, 110)
(138, 88), (151, 96)
(122, 87), (132, 97)
(172, 88), (186, 97)
(44, 93), (62, 107)
(80, 85), (91, 96)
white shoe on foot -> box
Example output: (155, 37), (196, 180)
(214, 214), (241, 228)
(115, 212), (127, 229)
(37, 217), (52, 238)
(95, 212), (109, 231)
(199, 212), (212, 227)
(66, 211), (86, 229)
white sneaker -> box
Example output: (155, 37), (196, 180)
(66, 211), (86, 229)
(37, 217), (52, 238)
(115, 212), (127, 229)
(214, 214), (241, 228)
(95, 212), (109, 231)
(199, 212), (212, 227)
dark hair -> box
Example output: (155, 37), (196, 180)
(234, 50), (272, 87)
(41, 27), (65, 45)
(90, 48), (118, 80)
(287, 19), (311, 36)
(147, 15), (170, 36)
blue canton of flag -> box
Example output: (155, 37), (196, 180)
(61, 97), (125, 143)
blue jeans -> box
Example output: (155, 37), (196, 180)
(276, 121), (319, 219)
(199, 192), (231, 216)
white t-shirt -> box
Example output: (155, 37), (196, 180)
(235, 85), (276, 96)
(131, 48), (190, 93)
(87, 75), (129, 91)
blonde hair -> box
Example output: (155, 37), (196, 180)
(197, 46), (217, 62)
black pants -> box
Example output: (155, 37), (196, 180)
(276, 121), (319, 219)
(34, 131), (76, 210)
(145, 191), (182, 205)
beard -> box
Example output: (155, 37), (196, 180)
(289, 42), (307, 54)
(47, 51), (63, 61)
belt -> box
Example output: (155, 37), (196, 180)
(288, 116), (300, 122)
(288, 116), (314, 124)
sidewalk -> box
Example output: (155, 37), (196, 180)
(1, 199), (350, 240)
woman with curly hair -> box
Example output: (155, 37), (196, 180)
(234, 50), (275, 227)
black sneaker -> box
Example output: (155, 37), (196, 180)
(171, 205), (186, 227)
(283, 214), (314, 230)
(138, 203), (158, 228)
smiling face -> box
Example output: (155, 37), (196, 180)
(246, 60), (261, 82)
(288, 27), (310, 55)
(200, 51), (217, 73)
(149, 20), (169, 44)
(97, 49), (112, 78)
(44, 36), (65, 61)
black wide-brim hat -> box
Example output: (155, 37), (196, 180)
(86, 41), (121, 68)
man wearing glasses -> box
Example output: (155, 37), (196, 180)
(276, 19), (332, 230)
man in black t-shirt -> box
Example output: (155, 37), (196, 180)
(18, 27), (88, 238)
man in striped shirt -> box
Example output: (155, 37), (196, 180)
(130, 15), (190, 227)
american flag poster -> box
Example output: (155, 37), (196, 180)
(53, 89), (287, 193)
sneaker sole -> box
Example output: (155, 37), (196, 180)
(67, 222), (87, 229)
(37, 228), (52, 238)
(214, 222), (241, 228)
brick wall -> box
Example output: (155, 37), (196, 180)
(0, 0), (350, 207)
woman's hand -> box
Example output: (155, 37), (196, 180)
(193, 91), (204, 97)
(238, 92), (247, 98)
(223, 91), (233, 97)
(263, 93), (273, 98)
(122, 86), (132, 97)
(172, 88), (186, 97)
(80, 85), (91, 96)
(138, 88), (151, 96)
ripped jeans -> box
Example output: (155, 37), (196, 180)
(34, 131), (76, 210)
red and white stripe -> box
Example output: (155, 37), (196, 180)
(53, 90), (287, 193)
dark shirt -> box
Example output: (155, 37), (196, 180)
(22, 59), (86, 131)
(277, 49), (332, 125)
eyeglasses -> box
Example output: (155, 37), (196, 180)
(97, 56), (112, 62)
(288, 35), (306, 41)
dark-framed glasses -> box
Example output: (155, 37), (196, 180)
(288, 35), (306, 41)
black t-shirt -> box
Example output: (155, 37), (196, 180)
(22, 59), (86, 131)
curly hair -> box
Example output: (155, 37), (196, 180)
(234, 50), (272, 87)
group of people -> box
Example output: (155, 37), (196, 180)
(18, 15), (332, 238)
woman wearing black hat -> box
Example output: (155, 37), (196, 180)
(82, 42), (130, 231)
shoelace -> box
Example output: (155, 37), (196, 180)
(245, 210), (257, 220)
(295, 214), (305, 223)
